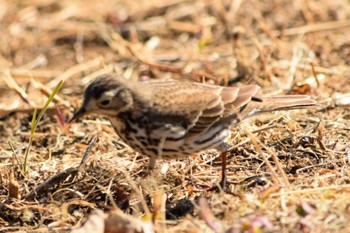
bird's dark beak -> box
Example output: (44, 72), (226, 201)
(69, 107), (86, 123)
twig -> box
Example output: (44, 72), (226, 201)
(5, 68), (61, 80)
(275, 60), (348, 75)
(24, 134), (97, 200)
(47, 57), (105, 88)
(245, 129), (291, 188)
(252, 38), (275, 84)
(270, 184), (350, 197)
(275, 19), (350, 36)
(24, 167), (80, 200)
(123, 41), (219, 81)
(2, 70), (36, 107)
(31, 78), (70, 108)
(106, 30), (219, 82)
(259, 21), (282, 49)
(286, 40), (304, 89)
(299, 0), (314, 24)
(198, 197), (226, 233)
(310, 62), (320, 87)
(80, 135), (98, 167)
(120, 168), (151, 217)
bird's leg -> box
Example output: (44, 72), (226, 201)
(207, 143), (230, 191)
(141, 156), (156, 178)
(148, 157), (156, 171)
(217, 142), (230, 189)
(220, 151), (227, 188)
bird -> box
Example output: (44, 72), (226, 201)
(69, 74), (316, 187)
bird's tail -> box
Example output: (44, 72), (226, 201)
(243, 95), (316, 118)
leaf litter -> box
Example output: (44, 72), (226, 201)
(1, 0), (350, 232)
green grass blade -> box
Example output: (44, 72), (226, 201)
(23, 80), (63, 173)
(34, 80), (63, 132)
(31, 108), (37, 136)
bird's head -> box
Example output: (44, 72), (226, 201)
(69, 75), (133, 123)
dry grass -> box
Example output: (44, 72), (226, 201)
(1, 0), (350, 232)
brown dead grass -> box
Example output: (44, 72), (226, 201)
(1, 0), (350, 232)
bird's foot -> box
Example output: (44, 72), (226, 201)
(207, 177), (229, 192)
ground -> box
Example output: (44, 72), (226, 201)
(1, 0), (350, 232)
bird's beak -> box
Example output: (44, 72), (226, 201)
(69, 107), (86, 123)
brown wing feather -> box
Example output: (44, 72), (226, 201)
(140, 81), (224, 129)
(221, 85), (261, 117)
(136, 80), (258, 134)
(186, 85), (260, 135)
(187, 94), (224, 134)
(144, 80), (223, 125)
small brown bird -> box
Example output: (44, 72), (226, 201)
(70, 74), (315, 187)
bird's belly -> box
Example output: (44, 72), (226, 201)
(109, 118), (187, 159)
(109, 118), (153, 156)
(109, 118), (230, 159)
(187, 127), (231, 152)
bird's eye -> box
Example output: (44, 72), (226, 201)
(100, 100), (110, 106)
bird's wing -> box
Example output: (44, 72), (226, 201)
(138, 80), (260, 135)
